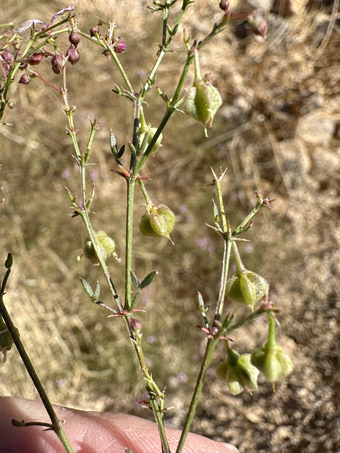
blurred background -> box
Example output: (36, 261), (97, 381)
(1, 0), (339, 452)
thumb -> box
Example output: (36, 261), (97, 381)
(0, 397), (238, 453)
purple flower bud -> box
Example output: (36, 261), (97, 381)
(28, 53), (43, 66)
(114, 39), (126, 54)
(1, 49), (13, 63)
(219, 0), (229, 11)
(129, 317), (142, 332)
(69, 31), (81, 47)
(90, 26), (99, 37)
(19, 74), (30, 85)
(51, 54), (65, 74)
(66, 45), (80, 65)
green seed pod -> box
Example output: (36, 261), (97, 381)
(183, 78), (222, 130)
(156, 205), (176, 233)
(84, 230), (115, 264)
(139, 213), (160, 238)
(139, 124), (163, 155)
(226, 270), (269, 309)
(150, 210), (168, 236)
(216, 351), (259, 395)
(139, 205), (176, 240)
(251, 314), (293, 382)
(251, 344), (293, 383)
(147, 127), (163, 154)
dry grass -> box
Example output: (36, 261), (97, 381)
(1, 1), (340, 452)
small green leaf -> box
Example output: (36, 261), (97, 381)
(80, 278), (94, 298)
(118, 145), (125, 158)
(140, 270), (157, 289)
(131, 292), (140, 309)
(94, 281), (100, 299)
(131, 270), (139, 288)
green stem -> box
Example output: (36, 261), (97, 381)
(232, 200), (263, 236)
(176, 338), (218, 452)
(193, 49), (201, 83)
(124, 178), (136, 311)
(137, 179), (153, 207)
(232, 241), (246, 275)
(0, 260), (74, 453)
(267, 313), (277, 349)
(162, 6), (169, 47)
(226, 306), (268, 333)
(216, 239), (232, 319)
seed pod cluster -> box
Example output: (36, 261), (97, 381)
(139, 205), (175, 241)
(84, 230), (116, 264)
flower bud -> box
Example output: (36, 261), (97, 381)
(183, 77), (222, 131)
(27, 53), (43, 66)
(226, 270), (269, 309)
(19, 74), (30, 85)
(1, 49), (13, 63)
(90, 26), (99, 37)
(51, 54), (65, 74)
(66, 45), (80, 65)
(84, 230), (115, 264)
(69, 31), (81, 47)
(114, 38), (126, 54)
(216, 350), (259, 395)
(129, 317), (142, 334)
(219, 1), (229, 11)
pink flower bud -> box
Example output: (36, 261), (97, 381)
(66, 45), (80, 65)
(114, 39), (126, 54)
(51, 54), (65, 74)
(28, 53), (43, 66)
(90, 26), (99, 37)
(1, 49), (13, 63)
(69, 31), (81, 47)
(19, 74), (30, 85)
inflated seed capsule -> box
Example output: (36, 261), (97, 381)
(139, 205), (175, 240)
(139, 213), (161, 238)
(226, 270), (269, 309)
(147, 127), (163, 154)
(183, 77), (222, 131)
(156, 205), (175, 233)
(84, 230), (115, 264)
